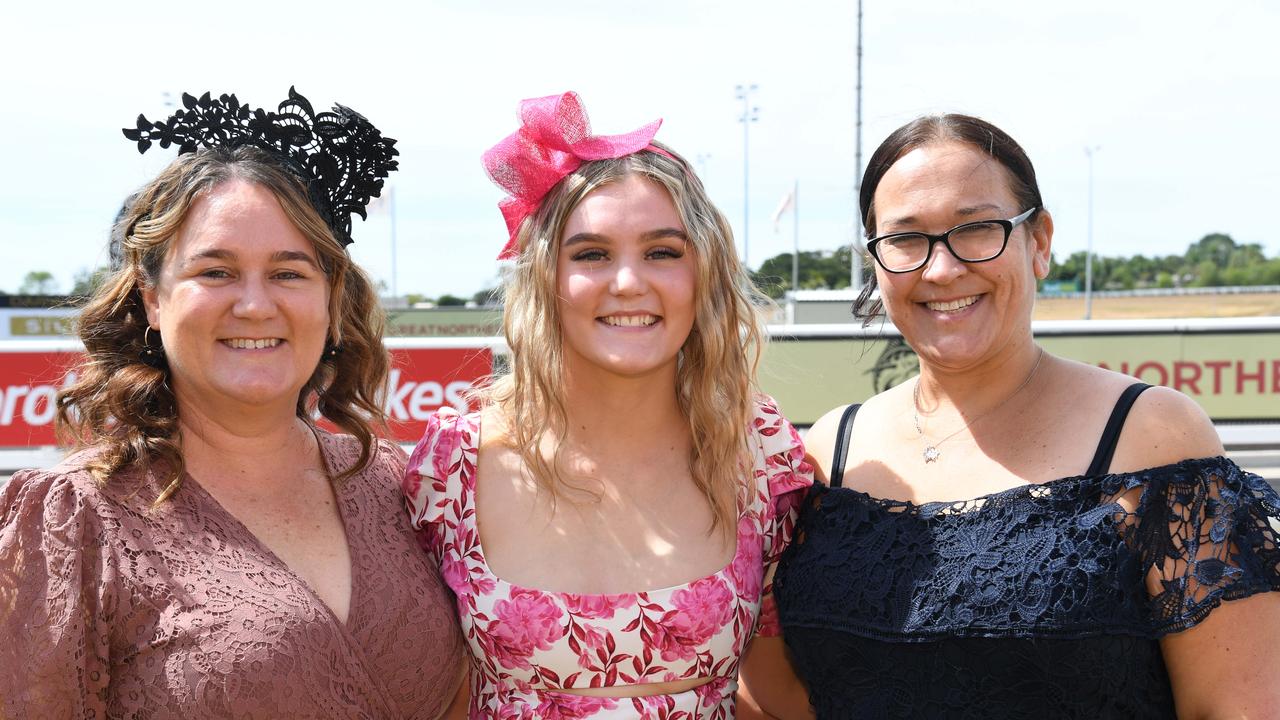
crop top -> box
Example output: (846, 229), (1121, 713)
(403, 397), (813, 719)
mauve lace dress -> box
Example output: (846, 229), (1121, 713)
(0, 433), (466, 719)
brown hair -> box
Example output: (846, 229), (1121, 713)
(57, 145), (389, 504)
(482, 142), (770, 533)
(853, 113), (1045, 321)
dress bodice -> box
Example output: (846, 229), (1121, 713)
(403, 397), (813, 719)
(774, 457), (1280, 719)
(0, 434), (466, 719)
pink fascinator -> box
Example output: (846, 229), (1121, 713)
(483, 91), (664, 259)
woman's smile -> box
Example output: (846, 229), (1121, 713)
(598, 313), (661, 328)
(220, 337), (285, 350)
(922, 294), (982, 313)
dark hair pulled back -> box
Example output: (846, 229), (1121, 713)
(853, 114), (1044, 321)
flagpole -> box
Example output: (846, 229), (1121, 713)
(389, 186), (398, 299)
(791, 179), (800, 296)
(790, 179), (800, 325)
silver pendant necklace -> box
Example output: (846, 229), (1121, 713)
(912, 348), (1045, 464)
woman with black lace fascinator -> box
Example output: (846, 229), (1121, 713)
(0, 89), (466, 718)
(748, 115), (1280, 718)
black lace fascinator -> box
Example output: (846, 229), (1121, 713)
(122, 87), (398, 246)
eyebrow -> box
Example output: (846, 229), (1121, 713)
(562, 227), (689, 247)
(271, 250), (321, 268)
(881, 204), (1006, 230)
(183, 248), (321, 269)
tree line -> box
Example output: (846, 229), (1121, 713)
(749, 233), (1280, 299)
(9, 233), (1276, 304)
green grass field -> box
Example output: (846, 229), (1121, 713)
(1033, 291), (1280, 320)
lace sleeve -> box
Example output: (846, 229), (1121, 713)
(0, 469), (112, 717)
(402, 407), (474, 561)
(751, 396), (815, 637)
(1134, 457), (1280, 635)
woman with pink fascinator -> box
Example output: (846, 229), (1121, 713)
(403, 92), (814, 718)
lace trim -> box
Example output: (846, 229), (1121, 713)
(776, 456), (1280, 642)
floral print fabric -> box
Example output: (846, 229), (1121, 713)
(403, 397), (812, 719)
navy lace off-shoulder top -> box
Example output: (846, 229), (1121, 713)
(774, 410), (1280, 719)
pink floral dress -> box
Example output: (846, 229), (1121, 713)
(403, 396), (812, 719)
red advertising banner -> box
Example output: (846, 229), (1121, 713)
(384, 347), (493, 441)
(0, 347), (494, 448)
(0, 352), (79, 447)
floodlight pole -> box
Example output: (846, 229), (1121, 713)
(851, 0), (864, 292)
(1084, 146), (1100, 319)
(736, 84), (759, 267)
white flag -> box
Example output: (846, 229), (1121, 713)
(771, 189), (795, 232)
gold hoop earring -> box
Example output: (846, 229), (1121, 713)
(139, 326), (166, 368)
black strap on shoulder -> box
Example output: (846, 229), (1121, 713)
(1085, 383), (1152, 476)
(829, 403), (862, 488)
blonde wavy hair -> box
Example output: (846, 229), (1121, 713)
(57, 145), (389, 504)
(483, 143), (770, 532)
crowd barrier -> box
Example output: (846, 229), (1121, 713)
(2, 318), (1277, 465)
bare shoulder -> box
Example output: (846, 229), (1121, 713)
(477, 405), (510, 447)
(1111, 383), (1224, 473)
(804, 404), (852, 485)
(1043, 359), (1223, 472)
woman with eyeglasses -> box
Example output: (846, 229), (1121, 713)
(744, 114), (1280, 718)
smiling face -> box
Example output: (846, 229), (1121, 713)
(871, 141), (1052, 371)
(556, 173), (697, 383)
(141, 178), (331, 418)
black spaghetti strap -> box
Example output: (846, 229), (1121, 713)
(1085, 383), (1152, 476)
(829, 404), (862, 488)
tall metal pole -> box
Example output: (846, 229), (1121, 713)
(791, 179), (800, 295)
(736, 84), (759, 267)
(695, 153), (711, 180)
(1084, 146), (1100, 319)
(389, 185), (399, 299)
(851, 0), (864, 291)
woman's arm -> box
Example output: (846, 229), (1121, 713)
(0, 470), (111, 718)
(437, 665), (470, 720)
(739, 636), (814, 720)
(1119, 388), (1280, 717)
(799, 404), (849, 486)
(1161, 594), (1280, 719)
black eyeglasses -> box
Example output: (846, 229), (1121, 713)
(865, 207), (1038, 273)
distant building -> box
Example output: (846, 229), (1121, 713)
(0, 296), (80, 339)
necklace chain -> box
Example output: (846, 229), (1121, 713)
(912, 348), (1045, 464)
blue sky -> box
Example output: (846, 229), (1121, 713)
(3, 0), (1277, 297)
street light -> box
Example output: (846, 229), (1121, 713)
(1084, 145), (1101, 319)
(851, 0), (864, 292)
(695, 153), (712, 180)
(735, 84), (759, 267)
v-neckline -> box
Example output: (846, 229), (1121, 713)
(181, 431), (359, 629)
